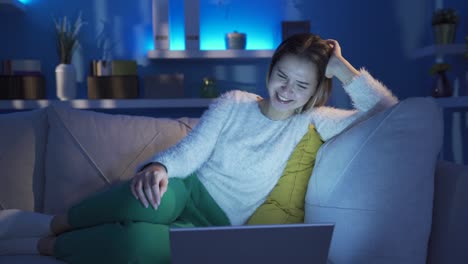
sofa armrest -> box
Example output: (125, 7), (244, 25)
(305, 97), (443, 263)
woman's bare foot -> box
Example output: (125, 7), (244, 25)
(37, 235), (56, 256)
(50, 214), (71, 235)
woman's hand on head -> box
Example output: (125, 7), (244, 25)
(131, 163), (169, 210)
(324, 39), (359, 84)
(324, 39), (344, 79)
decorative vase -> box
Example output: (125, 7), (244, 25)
(55, 63), (77, 100)
(225, 31), (246, 50)
(432, 71), (452, 97)
(432, 23), (456, 44)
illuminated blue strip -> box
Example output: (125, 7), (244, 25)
(165, 0), (280, 51)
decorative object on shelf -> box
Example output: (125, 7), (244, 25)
(184, 0), (200, 50)
(225, 31), (246, 50)
(96, 19), (118, 62)
(430, 63), (452, 97)
(281, 20), (310, 41)
(54, 12), (86, 100)
(2, 59), (41, 75)
(0, 75), (45, 99)
(88, 59), (139, 99)
(93, 20), (118, 75)
(87, 76), (139, 99)
(200, 77), (219, 98)
(431, 8), (459, 44)
(91, 60), (111, 76)
(1, 59), (45, 99)
(144, 74), (184, 99)
(152, 0), (170, 50)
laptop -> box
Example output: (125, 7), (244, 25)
(169, 223), (334, 264)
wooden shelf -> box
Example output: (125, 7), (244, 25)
(0, 0), (25, 12)
(147, 49), (275, 60)
(411, 44), (466, 59)
(0, 98), (214, 110)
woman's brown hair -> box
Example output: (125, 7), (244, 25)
(267, 33), (333, 112)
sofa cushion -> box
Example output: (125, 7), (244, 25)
(305, 97), (443, 264)
(247, 125), (323, 225)
(43, 104), (198, 214)
(0, 109), (47, 212)
(427, 160), (468, 264)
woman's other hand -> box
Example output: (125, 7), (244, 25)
(131, 163), (169, 209)
(324, 39), (359, 85)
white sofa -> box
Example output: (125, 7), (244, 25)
(0, 97), (467, 264)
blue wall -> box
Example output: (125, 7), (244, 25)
(0, 0), (467, 106)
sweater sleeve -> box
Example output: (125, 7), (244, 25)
(137, 91), (236, 178)
(311, 68), (399, 141)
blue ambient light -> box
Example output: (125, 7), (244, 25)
(168, 0), (280, 50)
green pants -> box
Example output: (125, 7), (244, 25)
(54, 174), (229, 264)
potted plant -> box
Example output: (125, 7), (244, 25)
(54, 12), (86, 100)
(431, 8), (459, 44)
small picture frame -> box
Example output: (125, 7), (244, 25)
(281, 20), (311, 40)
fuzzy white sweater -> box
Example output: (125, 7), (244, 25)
(144, 69), (398, 225)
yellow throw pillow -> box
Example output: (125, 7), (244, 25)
(246, 125), (323, 225)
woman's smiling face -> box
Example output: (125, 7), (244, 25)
(265, 54), (318, 119)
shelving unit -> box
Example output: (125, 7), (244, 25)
(435, 96), (468, 110)
(411, 44), (465, 59)
(147, 49), (275, 60)
(0, 98), (213, 110)
(0, 0), (25, 12)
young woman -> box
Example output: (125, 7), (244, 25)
(3, 33), (398, 263)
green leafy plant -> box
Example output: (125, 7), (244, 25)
(54, 13), (86, 64)
(432, 8), (459, 25)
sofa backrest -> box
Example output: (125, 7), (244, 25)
(304, 97), (443, 264)
(42, 104), (199, 214)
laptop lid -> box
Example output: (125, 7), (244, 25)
(169, 223), (334, 264)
